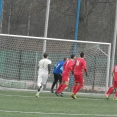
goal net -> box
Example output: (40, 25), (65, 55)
(0, 34), (111, 93)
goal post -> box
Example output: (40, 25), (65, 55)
(0, 34), (111, 93)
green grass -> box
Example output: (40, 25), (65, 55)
(0, 89), (117, 117)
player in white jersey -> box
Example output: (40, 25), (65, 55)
(36, 53), (52, 97)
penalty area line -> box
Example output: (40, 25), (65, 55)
(0, 110), (117, 116)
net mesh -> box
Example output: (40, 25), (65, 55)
(0, 35), (110, 93)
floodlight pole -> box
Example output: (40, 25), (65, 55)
(110, 0), (117, 85)
(42, 0), (51, 54)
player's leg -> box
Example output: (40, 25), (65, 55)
(113, 81), (117, 100)
(55, 72), (67, 93)
(113, 90), (117, 100)
(71, 83), (77, 99)
(57, 74), (63, 94)
(56, 73), (69, 95)
(51, 74), (59, 93)
(58, 81), (69, 93)
(72, 74), (78, 94)
(58, 74), (62, 84)
(71, 74), (84, 99)
(37, 84), (44, 93)
(75, 74), (84, 93)
(36, 73), (48, 97)
(105, 81), (116, 99)
(71, 74), (78, 99)
(105, 85), (114, 99)
(36, 74), (42, 97)
(55, 78), (69, 97)
(55, 81), (64, 94)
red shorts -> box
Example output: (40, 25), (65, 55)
(113, 81), (117, 88)
(74, 73), (84, 84)
(62, 71), (70, 82)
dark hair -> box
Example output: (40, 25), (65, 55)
(80, 52), (85, 58)
(63, 57), (67, 61)
(43, 53), (48, 58)
(71, 54), (75, 59)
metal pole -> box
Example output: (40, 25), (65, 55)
(34, 51), (38, 89)
(110, 1), (117, 85)
(8, 5), (11, 34)
(0, 33), (111, 45)
(27, 2), (32, 36)
(43, 0), (51, 54)
(0, 0), (3, 33)
(105, 44), (111, 92)
(92, 52), (97, 90)
(73, 0), (81, 54)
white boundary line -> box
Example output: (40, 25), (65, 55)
(0, 110), (117, 116)
(0, 93), (106, 101)
(0, 86), (104, 96)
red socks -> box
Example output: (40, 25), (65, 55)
(72, 85), (77, 94)
(106, 86), (114, 95)
(72, 84), (83, 95)
(56, 84), (63, 93)
(56, 84), (67, 93)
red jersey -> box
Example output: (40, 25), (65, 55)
(73, 58), (87, 74)
(63, 59), (75, 74)
(113, 65), (117, 81)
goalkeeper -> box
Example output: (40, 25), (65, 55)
(50, 57), (68, 93)
(71, 52), (88, 99)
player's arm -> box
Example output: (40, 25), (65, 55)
(48, 64), (51, 75)
(48, 60), (52, 75)
(83, 61), (88, 76)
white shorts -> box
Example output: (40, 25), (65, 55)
(37, 73), (48, 86)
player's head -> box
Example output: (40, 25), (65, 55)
(71, 54), (76, 60)
(80, 52), (85, 58)
(43, 52), (48, 58)
(63, 57), (68, 61)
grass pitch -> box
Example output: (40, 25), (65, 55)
(0, 89), (117, 117)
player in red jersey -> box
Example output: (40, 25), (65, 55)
(55, 54), (76, 96)
(105, 65), (117, 100)
(71, 52), (88, 99)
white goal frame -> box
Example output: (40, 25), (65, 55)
(0, 34), (111, 92)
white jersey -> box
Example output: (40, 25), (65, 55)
(38, 58), (51, 74)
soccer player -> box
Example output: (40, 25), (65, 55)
(36, 53), (52, 97)
(71, 52), (88, 99)
(50, 57), (68, 93)
(105, 65), (117, 100)
(55, 54), (76, 96)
